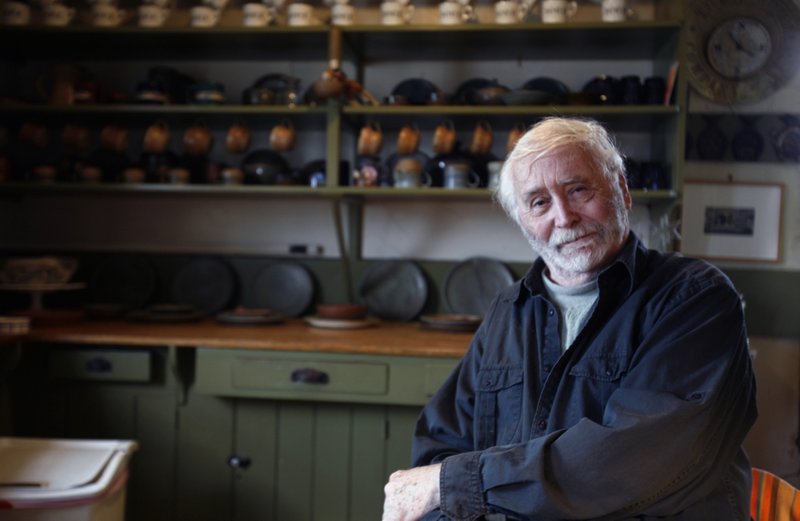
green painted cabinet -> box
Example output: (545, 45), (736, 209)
(174, 348), (459, 521)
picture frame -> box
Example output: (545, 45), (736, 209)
(680, 181), (783, 262)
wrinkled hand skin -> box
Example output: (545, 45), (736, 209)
(382, 463), (443, 521)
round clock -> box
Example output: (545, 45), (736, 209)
(686, 0), (800, 104)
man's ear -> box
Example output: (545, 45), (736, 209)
(617, 172), (632, 210)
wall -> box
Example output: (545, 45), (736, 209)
(684, 73), (800, 338)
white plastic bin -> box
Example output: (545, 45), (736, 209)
(0, 437), (138, 521)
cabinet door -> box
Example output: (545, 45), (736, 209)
(176, 395), (422, 521)
(9, 346), (179, 521)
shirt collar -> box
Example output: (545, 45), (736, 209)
(513, 231), (642, 302)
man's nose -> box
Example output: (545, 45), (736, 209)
(552, 196), (579, 227)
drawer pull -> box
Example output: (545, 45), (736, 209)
(227, 455), (251, 469)
(85, 357), (113, 373)
(290, 368), (329, 384)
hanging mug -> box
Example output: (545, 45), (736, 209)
(270, 119), (296, 152)
(432, 119), (456, 155)
(19, 122), (49, 148)
(143, 120), (171, 154)
(358, 121), (383, 156)
(506, 122), (526, 155)
(100, 124), (129, 153)
(225, 120), (251, 154)
(183, 121), (214, 156)
(396, 122), (420, 156)
(470, 120), (493, 155)
(60, 123), (91, 152)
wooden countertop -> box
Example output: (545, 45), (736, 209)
(19, 319), (472, 359)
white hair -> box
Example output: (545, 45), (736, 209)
(494, 117), (627, 225)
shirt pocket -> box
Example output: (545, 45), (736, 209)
(476, 366), (524, 448)
(567, 354), (627, 413)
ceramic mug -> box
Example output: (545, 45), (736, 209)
(220, 166), (244, 185)
(138, 4), (169, 27)
(358, 122), (383, 156)
(143, 121), (170, 154)
(31, 164), (58, 183)
(100, 124), (129, 153)
(432, 119), (456, 155)
(393, 157), (430, 188)
(79, 165), (102, 183)
(494, 0), (525, 23)
(443, 162), (480, 189)
(540, 0), (576, 23)
(438, 0), (465, 25)
(396, 123), (420, 156)
(2, 0), (31, 25)
(380, 1), (413, 25)
(19, 122), (49, 148)
(601, 0), (634, 22)
(122, 167), (146, 184)
(60, 123), (91, 151)
(43, 3), (76, 26)
(270, 120), (296, 152)
(91, 3), (125, 26)
(242, 2), (272, 26)
(287, 2), (314, 26)
(183, 122), (213, 155)
(330, 3), (354, 25)
(167, 167), (190, 184)
(506, 122), (526, 154)
(225, 121), (251, 154)
(470, 120), (493, 155)
(487, 160), (503, 189)
(190, 5), (220, 27)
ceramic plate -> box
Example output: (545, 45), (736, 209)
(304, 316), (378, 330)
(419, 314), (482, 333)
(170, 257), (235, 315)
(357, 260), (428, 321)
(128, 309), (206, 323)
(443, 257), (514, 317)
(89, 256), (156, 309)
(217, 308), (286, 326)
(251, 261), (315, 318)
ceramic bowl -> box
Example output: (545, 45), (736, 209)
(316, 304), (369, 320)
(0, 256), (78, 285)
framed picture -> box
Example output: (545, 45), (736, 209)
(680, 181), (783, 262)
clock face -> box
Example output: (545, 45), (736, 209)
(707, 18), (773, 79)
(686, 0), (800, 104)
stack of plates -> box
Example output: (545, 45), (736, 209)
(217, 307), (285, 326)
(419, 314), (481, 333)
(304, 316), (378, 330)
(128, 304), (205, 323)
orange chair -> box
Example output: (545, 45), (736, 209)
(750, 468), (800, 521)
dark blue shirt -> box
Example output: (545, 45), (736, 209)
(413, 234), (757, 521)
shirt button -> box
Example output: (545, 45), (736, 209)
(543, 365), (551, 373)
(538, 419), (547, 430)
(548, 309), (555, 316)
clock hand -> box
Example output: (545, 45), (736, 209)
(728, 30), (755, 56)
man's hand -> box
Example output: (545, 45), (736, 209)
(382, 463), (442, 521)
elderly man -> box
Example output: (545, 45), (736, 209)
(382, 117), (757, 521)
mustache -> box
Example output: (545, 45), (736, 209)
(549, 224), (604, 248)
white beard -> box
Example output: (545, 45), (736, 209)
(522, 196), (629, 278)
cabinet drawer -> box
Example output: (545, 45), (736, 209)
(48, 348), (152, 382)
(232, 358), (388, 395)
(195, 348), (460, 405)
